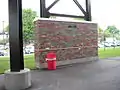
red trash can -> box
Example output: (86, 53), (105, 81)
(46, 52), (56, 70)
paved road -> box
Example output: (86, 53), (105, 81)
(0, 74), (4, 90)
(103, 57), (120, 61)
(1, 59), (120, 90)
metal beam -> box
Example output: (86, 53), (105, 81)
(85, 0), (92, 21)
(47, 0), (60, 11)
(73, 0), (86, 16)
(8, 0), (24, 72)
(50, 13), (84, 18)
(40, 0), (92, 20)
(40, 0), (50, 18)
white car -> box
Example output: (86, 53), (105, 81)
(0, 50), (9, 56)
(98, 44), (104, 48)
(24, 46), (34, 54)
(0, 45), (4, 50)
(102, 42), (111, 47)
(115, 42), (120, 46)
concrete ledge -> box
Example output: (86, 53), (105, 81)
(57, 56), (99, 66)
(4, 68), (31, 90)
(38, 56), (99, 69)
(33, 17), (97, 24)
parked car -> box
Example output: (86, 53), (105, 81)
(0, 45), (4, 50)
(4, 45), (9, 49)
(0, 51), (4, 56)
(98, 43), (104, 48)
(117, 42), (120, 46)
(24, 45), (34, 54)
(103, 42), (111, 47)
(0, 50), (8, 56)
(101, 42), (117, 47)
(110, 42), (117, 47)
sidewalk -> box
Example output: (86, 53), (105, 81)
(1, 58), (120, 90)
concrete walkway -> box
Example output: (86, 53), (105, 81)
(1, 58), (120, 90)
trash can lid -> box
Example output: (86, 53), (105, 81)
(46, 52), (56, 58)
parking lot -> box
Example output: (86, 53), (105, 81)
(0, 44), (34, 56)
(98, 41), (120, 48)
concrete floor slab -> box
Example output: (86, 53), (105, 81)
(1, 59), (120, 90)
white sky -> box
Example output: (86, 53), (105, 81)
(0, 0), (120, 31)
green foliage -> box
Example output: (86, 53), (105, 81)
(5, 25), (9, 32)
(103, 26), (120, 40)
(22, 9), (37, 43)
(98, 27), (103, 34)
(106, 25), (119, 34)
(116, 36), (120, 40)
(104, 30), (111, 37)
(98, 27), (106, 42)
(4, 9), (37, 44)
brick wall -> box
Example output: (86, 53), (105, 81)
(34, 18), (98, 68)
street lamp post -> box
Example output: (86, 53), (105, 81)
(2, 21), (5, 50)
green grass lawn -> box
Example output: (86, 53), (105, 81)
(0, 47), (120, 74)
(98, 47), (120, 59)
(0, 54), (35, 74)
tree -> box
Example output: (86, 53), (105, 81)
(22, 9), (37, 44)
(98, 27), (110, 42)
(106, 26), (119, 40)
(4, 9), (37, 45)
(104, 30), (111, 37)
(98, 27), (104, 42)
(98, 27), (103, 34)
(5, 25), (9, 32)
(106, 26), (120, 48)
(106, 26), (119, 35)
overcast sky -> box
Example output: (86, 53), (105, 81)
(0, 0), (120, 31)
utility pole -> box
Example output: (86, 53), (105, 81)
(2, 21), (5, 49)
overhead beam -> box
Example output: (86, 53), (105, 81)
(47, 0), (60, 11)
(85, 0), (92, 21)
(40, 0), (91, 20)
(50, 13), (84, 18)
(8, 0), (24, 72)
(73, 0), (86, 16)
